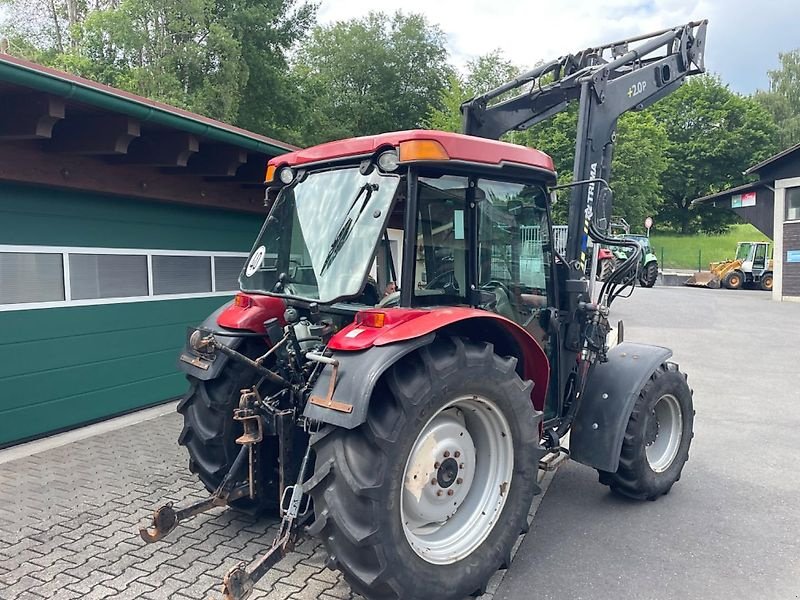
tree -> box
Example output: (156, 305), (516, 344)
(74, 0), (246, 122)
(293, 11), (452, 145)
(0, 0), (100, 54)
(650, 75), (779, 234)
(214, 0), (315, 145)
(755, 49), (800, 148)
(425, 50), (520, 133)
(607, 111), (668, 230)
(515, 109), (668, 228)
(1, 0), (314, 139)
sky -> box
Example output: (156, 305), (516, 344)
(317, 0), (799, 94)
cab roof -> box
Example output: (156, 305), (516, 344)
(267, 129), (555, 174)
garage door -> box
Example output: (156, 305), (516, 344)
(0, 183), (263, 446)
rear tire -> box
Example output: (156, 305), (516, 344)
(638, 261), (658, 288)
(598, 257), (614, 281)
(177, 344), (279, 512)
(306, 336), (543, 600)
(722, 271), (743, 290)
(760, 273), (773, 291)
(598, 363), (694, 500)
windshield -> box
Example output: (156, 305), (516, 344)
(735, 243), (752, 261)
(627, 235), (651, 253)
(240, 167), (400, 303)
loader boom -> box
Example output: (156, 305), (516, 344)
(461, 21), (707, 273)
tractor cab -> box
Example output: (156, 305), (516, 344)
(240, 130), (558, 344)
(627, 234), (652, 255)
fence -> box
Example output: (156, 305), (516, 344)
(520, 225), (568, 256)
(656, 248), (706, 272)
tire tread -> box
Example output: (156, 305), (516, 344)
(308, 336), (543, 600)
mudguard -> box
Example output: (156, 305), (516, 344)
(570, 341), (672, 472)
(303, 333), (435, 429)
(176, 301), (247, 381)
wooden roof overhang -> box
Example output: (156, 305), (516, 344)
(0, 53), (298, 214)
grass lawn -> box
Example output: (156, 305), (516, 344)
(649, 223), (772, 271)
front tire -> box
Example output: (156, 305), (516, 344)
(307, 337), (543, 600)
(598, 363), (694, 500)
(598, 257), (615, 281)
(722, 270), (743, 290)
(638, 261), (658, 288)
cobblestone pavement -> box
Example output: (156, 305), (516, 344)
(0, 412), (549, 600)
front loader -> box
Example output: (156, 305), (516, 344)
(140, 21), (706, 600)
(685, 241), (773, 290)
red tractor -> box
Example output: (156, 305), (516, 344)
(141, 21), (706, 600)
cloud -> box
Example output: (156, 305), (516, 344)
(316, 0), (798, 94)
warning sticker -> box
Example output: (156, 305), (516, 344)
(245, 246), (266, 277)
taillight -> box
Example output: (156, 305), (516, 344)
(356, 311), (386, 328)
(234, 293), (253, 309)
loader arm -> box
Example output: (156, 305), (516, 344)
(461, 20), (707, 273)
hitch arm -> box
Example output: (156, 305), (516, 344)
(139, 444), (250, 543)
(221, 437), (315, 600)
(213, 341), (291, 388)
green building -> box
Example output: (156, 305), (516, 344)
(0, 52), (294, 446)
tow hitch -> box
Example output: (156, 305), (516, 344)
(140, 327), (322, 597)
(222, 439), (314, 600)
(139, 444), (251, 542)
(139, 389), (263, 543)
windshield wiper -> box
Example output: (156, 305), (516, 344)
(319, 182), (378, 275)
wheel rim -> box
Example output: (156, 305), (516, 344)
(401, 395), (514, 565)
(764, 276), (773, 290)
(644, 393), (683, 473)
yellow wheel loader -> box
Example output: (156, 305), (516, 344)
(685, 241), (773, 290)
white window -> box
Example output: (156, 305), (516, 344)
(214, 256), (246, 291)
(69, 254), (149, 300)
(152, 255), (212, 295)
(0, 246), (249, 311)
(786, 187), (800, 221)
(0, 253), (64, 304)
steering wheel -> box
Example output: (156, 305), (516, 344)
(425, 270), (460, 295)
(480, 280), (517, 321)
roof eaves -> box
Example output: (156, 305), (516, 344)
(744, 142), (800, 175)
(0, 53), (299, 156)
(691, 180), (768, 206)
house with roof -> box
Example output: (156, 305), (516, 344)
(692, 143), (800, 302)
(0, 52), (295, 446)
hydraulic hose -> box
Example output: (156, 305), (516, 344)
(588, 222), (642, 307)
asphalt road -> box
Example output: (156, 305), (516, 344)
(497, 286), (800, 600)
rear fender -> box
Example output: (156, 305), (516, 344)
(302, 334), (436, 429)
(570, 342), (672, 472)
(305, 308), (549, 429)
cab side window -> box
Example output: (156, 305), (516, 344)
(476, 180), (552, 339)
(413, 176), (469, 303)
